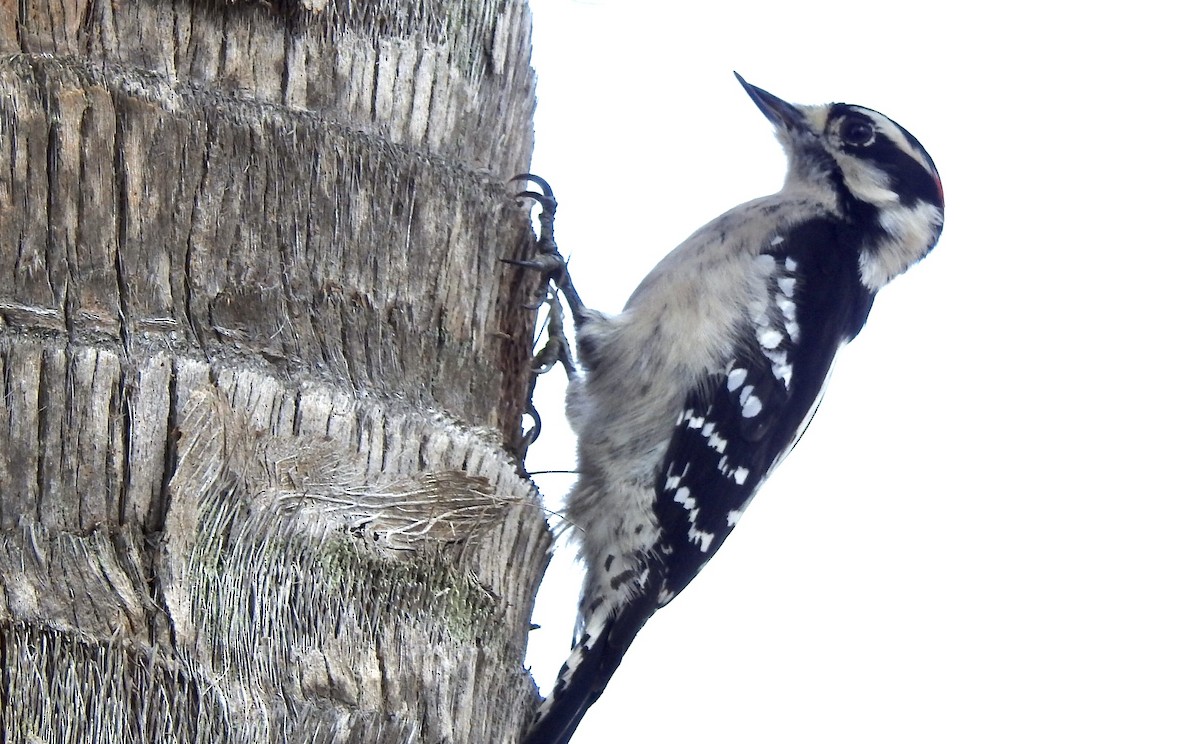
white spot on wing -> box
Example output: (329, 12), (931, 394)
(668, 466), (721, 553)
(673, 486), (694, 509)
(775, 296), (796, 320)
(727, 367), (748, 391)
(707, 430), (728, 453)
(774, 366), (792, 389)
(785, 320), (801, 343)
(740, 392), (762, 418)
(757, 327), (783, 349)
(688, 523), (715, 552)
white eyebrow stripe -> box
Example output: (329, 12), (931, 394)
(850, 106), (937, 180)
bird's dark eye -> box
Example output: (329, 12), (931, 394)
(839, 116), (875, 147)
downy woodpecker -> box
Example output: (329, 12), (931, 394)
(519, 73), (944, 744)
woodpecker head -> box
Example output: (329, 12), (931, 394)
(735, 73), (944, 290)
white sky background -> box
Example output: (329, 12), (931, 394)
(518, 1), (1199, 742)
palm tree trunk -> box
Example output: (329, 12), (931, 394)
(0, 0), (549, 741)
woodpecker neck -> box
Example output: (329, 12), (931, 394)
(856, 199), (943, 291)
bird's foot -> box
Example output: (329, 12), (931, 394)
(509, 175), (586, 323)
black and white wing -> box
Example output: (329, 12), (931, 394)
(652, 218), (875, 603)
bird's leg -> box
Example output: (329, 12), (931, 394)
(514, 292), (577, 457)
(507, 176), (584, 458)
(506, 174), (587, 326)
(530, 291), (577, 378)
(507, 174), (588, 380)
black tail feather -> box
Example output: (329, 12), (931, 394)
(523, 587), (661, 744)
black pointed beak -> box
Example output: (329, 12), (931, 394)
(734, 72), (813, 133)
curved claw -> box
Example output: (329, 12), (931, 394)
(532, 334), (572, 374)
(523, 400), (543, 447)
(500, 255), (568, 279)
(511, 173), (554, 198)
(515, 190), (557, 213)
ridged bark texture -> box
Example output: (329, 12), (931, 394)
(0, 0), (551, 742)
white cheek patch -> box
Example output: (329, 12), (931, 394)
(836, 154), (899, 206)
(858, 200), (944, 290)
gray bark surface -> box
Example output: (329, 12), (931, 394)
(0, 0), (550, 741)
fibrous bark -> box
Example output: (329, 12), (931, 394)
(0, 0), (550, 741)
